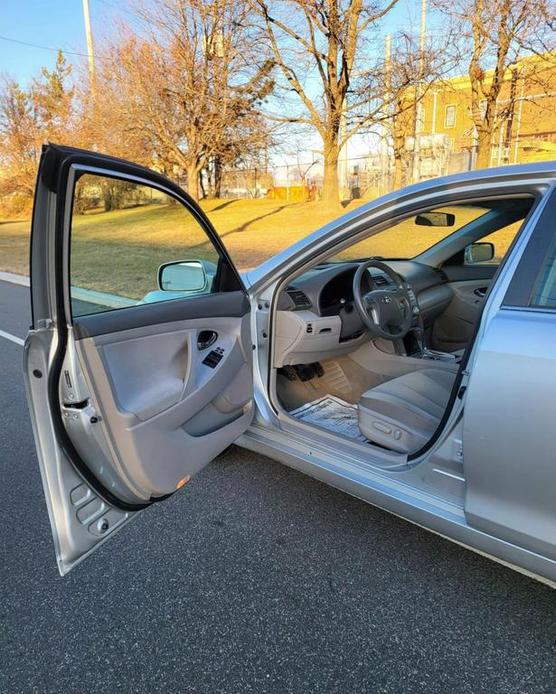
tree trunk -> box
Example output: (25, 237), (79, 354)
(187, 165), (199, 202)
(393, 153), (405, 190)
(214, 156), (223, 198)
(475, 129), (493, 169)
(322, 140), (340, 207)
(198, 170), (206, 199)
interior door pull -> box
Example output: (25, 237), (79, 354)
(197, 330), (218, 350)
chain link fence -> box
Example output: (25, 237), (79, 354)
(213, 130), (553, 202)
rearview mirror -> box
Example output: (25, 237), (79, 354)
(158, 260), (208, 292)
(415, 212), (456, 227)
(464, 242), (495, 265)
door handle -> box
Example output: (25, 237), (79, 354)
(197, 330), (218, 350)
(474, 287), (487, 298)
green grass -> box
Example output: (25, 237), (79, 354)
(0, 219), (31, 276)
(0, 198), (368, 298)
(0, 197), (521, 300)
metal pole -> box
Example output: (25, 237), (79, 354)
(412, 0), (427, 183)
(384, 34), (392, 191)
(513, 74), (525, 164)
(82, 0), (95, 83)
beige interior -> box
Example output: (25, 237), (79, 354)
(276, 337), (459, 452)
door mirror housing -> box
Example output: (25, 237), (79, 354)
(464, 242), (495, 265)
(415, 211), (456, 227)
(158, 260), (209, 292)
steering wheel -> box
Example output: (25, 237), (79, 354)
(353, 260), (417, 340)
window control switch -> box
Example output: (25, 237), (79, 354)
(202, 349), (224, 368)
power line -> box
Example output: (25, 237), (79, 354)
(0, 34), (93, 59)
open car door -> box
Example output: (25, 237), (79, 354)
(24, 145), (255, 575)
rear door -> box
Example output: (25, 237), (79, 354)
(463, 187), (556, 571)
(24, 145), (254, 575)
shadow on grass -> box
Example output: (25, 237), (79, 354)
(209, 199), (240, 212)
(187, 203), (298, 252)
(0, 219), (30, 227)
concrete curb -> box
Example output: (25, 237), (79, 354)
(0, 271), (136, 309)
(0, 271), (30, 287)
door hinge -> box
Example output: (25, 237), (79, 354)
(35, 318), (54, 330)
(457, 385), (467, 399)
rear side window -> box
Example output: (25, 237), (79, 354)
(529, 236), (556, 308)
(503, 189), (556, 309)
(70, 173), (224, 318)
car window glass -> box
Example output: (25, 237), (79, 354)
(469, 219), (525, 265)
(330, 205), (489, 261)
(530, 235), (556, 308)
(70, 173), (222, 318)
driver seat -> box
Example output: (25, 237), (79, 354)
(358, 368), (457, 453)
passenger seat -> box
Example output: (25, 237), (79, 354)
(358, 369), (457, 453)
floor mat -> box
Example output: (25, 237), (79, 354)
(290, 395), (368, 442)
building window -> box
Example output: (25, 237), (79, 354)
(445, 104), (457, 128)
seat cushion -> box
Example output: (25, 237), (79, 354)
(358, 368), (457, 453)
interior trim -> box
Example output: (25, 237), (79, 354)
(74, 291), (250, 339)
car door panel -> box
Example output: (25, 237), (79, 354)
(73, 289), (249, 338)
(440, 263), (498, 283)
(463, 310), (556, 562)
(431, 279), (491, 350)
(73, 314), (253, 498)
(25, 144), (254, 574)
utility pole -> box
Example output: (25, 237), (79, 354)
(82, 0), (96, 83)
(383, 34), (392, 191)
(412, 0), (427, 183)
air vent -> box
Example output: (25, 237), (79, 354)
(287, 287), (312, 309)
(373, 274), (388, 287)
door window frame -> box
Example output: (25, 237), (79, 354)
(63, 164), (244, 325)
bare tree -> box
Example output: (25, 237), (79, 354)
(434, 0), (555, 168)
(92, 0), (273, 201)
(250, 0), (409, 205)
(381, 31), (459, 187)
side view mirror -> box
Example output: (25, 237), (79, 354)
(415, 211), (456, 227)
(464, 242), (495, 265)
(158, 260), (208, 292)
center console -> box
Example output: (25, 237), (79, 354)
(404, 326), (463, 363)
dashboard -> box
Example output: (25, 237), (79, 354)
(274, 260), (454, 367)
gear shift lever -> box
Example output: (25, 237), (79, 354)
(413, 326), (425, 354)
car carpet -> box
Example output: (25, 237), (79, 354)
(290, 395), (369, 443)
(276, 357), (385, 412)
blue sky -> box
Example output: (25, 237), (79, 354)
(0, 0), (135, 83)
(0, 0), (427, 84)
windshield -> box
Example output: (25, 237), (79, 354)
(329, 205), (492, 262)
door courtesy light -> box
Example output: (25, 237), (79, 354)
(176, 475), (191, 489)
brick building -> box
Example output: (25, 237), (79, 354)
(397, 54), (556, 183)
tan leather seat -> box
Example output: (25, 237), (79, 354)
(358, 368), (457, 453)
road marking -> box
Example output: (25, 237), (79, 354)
(0, 329), (24, 346)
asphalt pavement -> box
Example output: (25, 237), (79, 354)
(1, 278), (555, 694)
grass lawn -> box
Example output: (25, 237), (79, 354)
(0, 198), (368, 297)
(0, 219), (31, 277)
(0, 197), (520, 300)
